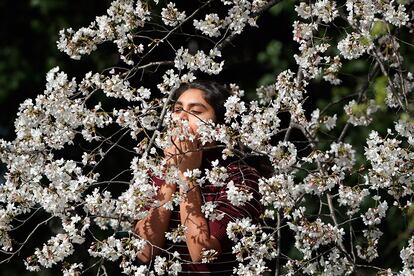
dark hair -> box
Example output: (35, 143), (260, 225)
(171, 80), (231, 124)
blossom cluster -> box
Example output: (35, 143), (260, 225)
(227, 218), (276, 275)
(57, 0), (149, 64)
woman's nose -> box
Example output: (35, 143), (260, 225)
(178, 109), (188, 120)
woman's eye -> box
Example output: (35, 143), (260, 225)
(173, 107), (183, 113)
(190, 110), (202, 114)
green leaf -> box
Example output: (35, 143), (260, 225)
(268, 3), (284, 16)
(257, 40), (282, 66)
(258, 74), (276, 86)
(371, 20), (388, 37)
(359, 36), (372, 46)
(374, 76), (388, 107)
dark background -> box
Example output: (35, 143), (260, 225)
(0, 0), (412, 275)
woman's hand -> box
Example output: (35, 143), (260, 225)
(164, 128), (203, 173)
(163, 127), (222, 263)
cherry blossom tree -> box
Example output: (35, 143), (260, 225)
(0, 0), (414, 275)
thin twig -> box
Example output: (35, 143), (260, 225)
(275, 209), (282, 276)
(0, 216), (54, 264)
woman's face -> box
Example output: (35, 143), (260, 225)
(172, 88), (216, 132)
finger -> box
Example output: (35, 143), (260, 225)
(179, 139), (189, 154)
(188, 129), (200, 149)
(192, 129), (202, 145)
(170, 137), (183, 155)
(186, 138), (199, 153)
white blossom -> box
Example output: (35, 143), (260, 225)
(154, 252), (182, 275)
(400, 235), (414, 274)
(395, 119), (414, 146)
(88, 236), (123, 261)
(314, 0), (339, 23)
(356, 228), (383, 262)
(57, 0), (149, 61)
(267, 141), (297, 172)
(194, 14), (222, 37)
(323, 56), (342, 85)
(322, 114), (337, 130)
(361, 201), (388, 226)
(329, 142), (356, 172)
(303, 172), (339, 196)
(295, 2), (312, 20)
(204, 160), (229, 187)
(165, 224), (187, 243)
(258, 174), (298, 209)
(226, 180), (253, 207)
(201, 201), (224, 221)
(292, 21), (317, 44)
(226, 217), (258, 242)
(344, 99), (379, 126)
(27, 234), (74, 269)
(338, 185), (369, 215)
(288, 217), (345, 260)
(224, 95), (246, 123)
(62, 262), (83, 276)
(161, 3), (186, 27)
(200, 248), (219, 263)
(383, 3), (409, 27)
(338, 32), (373, 60)
(174, 47), (224, 75)
(386, 72), (414, 108)
(295, 0), (338, 23)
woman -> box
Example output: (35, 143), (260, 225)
(134, 81), (263, 274)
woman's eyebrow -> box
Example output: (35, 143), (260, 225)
(174, 101), (207, 109)
(188, 103), (207, 109)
